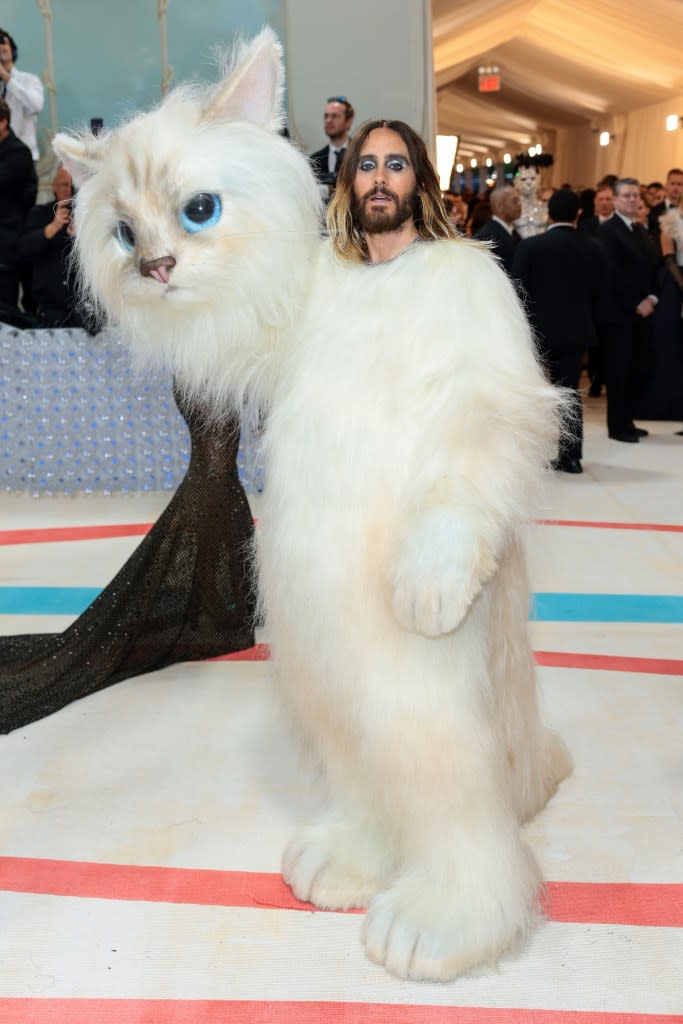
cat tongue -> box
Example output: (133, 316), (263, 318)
(150, 265), (171, 285)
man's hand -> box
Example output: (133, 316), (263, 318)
(44, 204), (71, 239)
(635, 297), (655, 318)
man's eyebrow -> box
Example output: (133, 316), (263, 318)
(358, 153), (410, 161)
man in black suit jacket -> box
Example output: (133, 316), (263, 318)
(647, 167), (683, 252)
(473, 186), (521, 276)
(19, 165), (85, 328)
(512, 189), (606, 473)
(577, 183), (615, 396)
(0, 96), (36, 311)
(599, 177), (659, 442)
(578, 183), (614, 238)
(309, 96), (354, 197)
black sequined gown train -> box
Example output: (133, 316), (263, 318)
(0, 387), (257, 734)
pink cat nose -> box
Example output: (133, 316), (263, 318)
(139, 255), (176, 284)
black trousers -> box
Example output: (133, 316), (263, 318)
(0, 269), (19, 310)
(543, 346), (585, 462)
(602, 316), (653, 436)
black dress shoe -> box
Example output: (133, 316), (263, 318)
(632, 427), (649, 437)
(551, 457), (583, 473)
(675, 430), (683, 436)
(609, 431), (639, 443)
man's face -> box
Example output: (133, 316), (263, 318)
(614, 183), (640, 220)
(352, 127), (418, 235)
(324, 102), (351, 144)
(595, 188), (614, 217)
(0, 35), (12, 66)
(53, 168), (73, 203)
(646, 185), (659, 207)
(666, 172), (683, 203)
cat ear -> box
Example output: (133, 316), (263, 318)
(203, 27), (285, 132)
(53, 131), (107, 188)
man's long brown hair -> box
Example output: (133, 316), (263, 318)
(327, 119), (458, 263)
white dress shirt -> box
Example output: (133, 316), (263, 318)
(4, 67), (44, 160)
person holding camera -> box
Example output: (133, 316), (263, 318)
(309, 95), (354, 199)
(19, 165), (85, 329)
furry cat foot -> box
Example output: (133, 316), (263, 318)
(390, 509), (496, 636)
(391, 566), (480, 636)
(363, 864), (539, 982)
(282, 823), (387, 910)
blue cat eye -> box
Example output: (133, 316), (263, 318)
(180, 193), (222, 234)
(115, 221), (135, 252)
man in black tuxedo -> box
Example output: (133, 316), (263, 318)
(512, 189), (606, 473)
(578, 183), (614, 238)
(578, 183), (614, 395)
(647, 167), (683, 250)
(599, 177), (659, 442)
(473, 186), (521, 276)
(0, 96), (37, 312)
(309, 96), (354, 198)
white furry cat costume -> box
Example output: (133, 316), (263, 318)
(55, 29), (572, 982)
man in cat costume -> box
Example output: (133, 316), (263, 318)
(51, 30), (571, 982)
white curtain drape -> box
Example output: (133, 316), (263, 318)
(434, 0), (683, 186)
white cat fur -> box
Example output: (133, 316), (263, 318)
(54, 30), (572, 982)
(659, 207), (683, 247)
(263, 239), (572, 980)
(53, 29), (321, 415)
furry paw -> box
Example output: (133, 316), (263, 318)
(363, 861), (540, 981)
(282, 822), (388, 910)
(390, 508), (497, 636)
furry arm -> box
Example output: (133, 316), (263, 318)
(388, 244), (559, 636)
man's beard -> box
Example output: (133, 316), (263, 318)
(352, 186), (417, 234)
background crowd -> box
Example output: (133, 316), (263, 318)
(2, 30), (683, 473)
(308, 97), (683, 473)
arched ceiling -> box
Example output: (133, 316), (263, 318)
(433, 0), (683, 160)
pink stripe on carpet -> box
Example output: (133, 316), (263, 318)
(2, 518), (682, 547)
(0, 523), (152, 545)
(1, 858), (681, 927)
(536, 519), (683, 532)
(0, 1000), (680, 1024)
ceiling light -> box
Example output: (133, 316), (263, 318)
(599, 131), (610, 147)
(456, 162), (464, 173)
(485, 157), (492, 167)
(666, 114), (680, 132)
(470, 158), (477, 168)
(534, 144), (542, 155)
(503, 153), (511, 164)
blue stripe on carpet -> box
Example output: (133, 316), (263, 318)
(530, 593), (683, 623)
(1, 588), (683, 623)
(0, 587), (101, 615)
